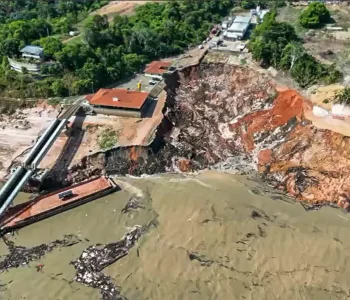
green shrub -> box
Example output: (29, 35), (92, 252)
(99, 128), (118, 150)
(249, 9), (341, 88)
(333, 88), (350, 105)
(299, 2), (331, 28)
(241, 0), (256, 9)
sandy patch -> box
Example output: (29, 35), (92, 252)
(307, 84), (345, 110)
(93, 1), (152, 20)
(0, 105), (59, 180)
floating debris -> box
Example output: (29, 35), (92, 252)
(0, 234), (81, 273)
(71, 226), (144, 300)
(121, 196), (144, 213)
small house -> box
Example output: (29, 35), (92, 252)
(20, 46), (44, 60)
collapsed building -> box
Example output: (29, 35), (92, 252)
(144, 61), (173, 79)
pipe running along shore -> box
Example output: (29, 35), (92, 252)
(0, 102), (82, 217)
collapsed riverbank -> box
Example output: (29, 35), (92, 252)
(62, 53), (350, 210)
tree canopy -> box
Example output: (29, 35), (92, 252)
(0, 0), (236, 99)
(299, 2), (331, 28)
(249, 10), (341, 88)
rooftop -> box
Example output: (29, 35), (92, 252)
(233, 16), (251, 24)
(20, 46), (44, 56)
(228, 22), (250, 32)
(144, 61), (172, 75)
(89, 88), (149, 109)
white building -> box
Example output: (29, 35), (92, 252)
(222, 20), (232, 29)
(20, 46), (44, 60)
(210, 36), (223, 47)
(224, 16), (251, 40)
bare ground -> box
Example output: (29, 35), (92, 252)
(0, 103), (59, 180)
(93, 1), (152, 20)
(39, 91), (166, 170)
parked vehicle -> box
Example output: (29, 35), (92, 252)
(198, 44), (204, 49)
(215, 29), (221, 36)
(149, 80), (157, 85)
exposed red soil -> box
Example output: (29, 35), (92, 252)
(228, 88), (350, 209)
(230, 90), (306, 151)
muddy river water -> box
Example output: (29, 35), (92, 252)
(1, 171), (350, 300)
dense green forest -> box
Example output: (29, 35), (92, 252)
(248, 10), (341, 87)
(0, 0), (234, 99)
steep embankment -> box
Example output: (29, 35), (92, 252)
(68, 62), (350, 209)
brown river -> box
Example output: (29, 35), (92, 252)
(1, 171), (350, 300)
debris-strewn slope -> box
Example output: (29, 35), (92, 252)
(168, 63), (350, 209)
(68, 62), (350, 209)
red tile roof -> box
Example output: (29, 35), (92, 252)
(89, 89), (149, 109)
(84, 94), (94, 101)
(144, 61), (172, 75)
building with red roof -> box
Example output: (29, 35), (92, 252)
(144, 61), (172, 78)
(89, 88), (150, 118)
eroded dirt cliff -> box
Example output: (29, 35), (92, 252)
(68, 62), (350, 209)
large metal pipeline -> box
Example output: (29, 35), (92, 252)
(0, 170), (33, 216)
(0, 166), (26, 201)
(22, 119), (60, 167)
(30, 119), (67, 170)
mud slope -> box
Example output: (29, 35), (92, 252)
(68, 62), (350, 209)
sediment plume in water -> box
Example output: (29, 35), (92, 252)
(1, 173), (350, 299)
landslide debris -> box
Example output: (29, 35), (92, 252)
(68, 60), (350, 209)
(68, 63), (274, 181)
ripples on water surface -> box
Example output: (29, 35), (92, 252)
(1, 171), (350, 300)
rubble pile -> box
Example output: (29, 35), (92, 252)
(164, 63), (275, 170)
(0, 234), (81, 272)
(71, 226), (144, 300)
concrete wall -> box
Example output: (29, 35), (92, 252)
(93, 107), (142, 118)
(313, 105), (329, 117)
(144, 73), (163, 79)
(8, 58), (41, 73)
(332, 104), (350, 118)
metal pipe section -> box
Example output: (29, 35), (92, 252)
(22, 119), (60, 167)
(30, 119), (67, 170)
(0, 166), (26, 201)
(0, 170), (33, 216)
